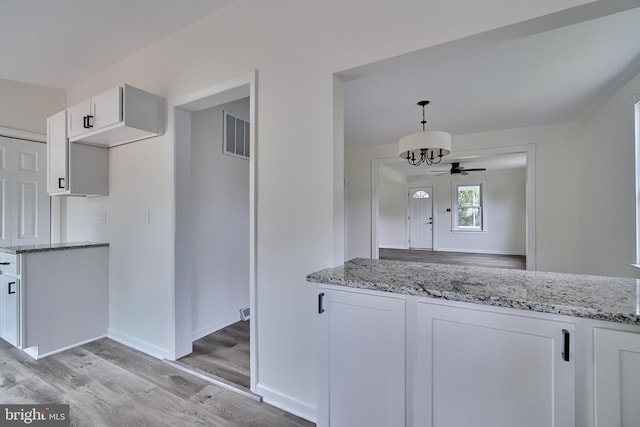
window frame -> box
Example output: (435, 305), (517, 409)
(452, 181), (485, 232)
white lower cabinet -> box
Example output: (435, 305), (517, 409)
(0, 275), (20, 347)
(315, 286), (640, 426)
(594, 328), (640, 427)
(317, 287), (405, 427)
(0, 246), (108, 358)
(415, 302), (575, 427)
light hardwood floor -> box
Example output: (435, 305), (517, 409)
(178, 321), (250, 388)
(0, 337), (314, 427)
(379, 248), (526, 270)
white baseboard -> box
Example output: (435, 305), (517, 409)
(21, 335), (108, 360)
(256, 382), (316, 423)
(435, 248), (526, 256)
(192, 314), (241, 341)
(107, 328), (170, 360)
(379, 244), (407, 250)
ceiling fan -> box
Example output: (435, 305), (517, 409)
(431, 162), (487, 175)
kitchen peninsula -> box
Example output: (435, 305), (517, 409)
(0, 242), (108, 359)
(308, 258), (640, 427)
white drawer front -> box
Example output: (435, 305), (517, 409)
(0, 252), (19, 276)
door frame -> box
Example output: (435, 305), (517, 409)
(372, 143), (536, 270)
(170, 71), (258, 392)
(407, 186), (434, 250)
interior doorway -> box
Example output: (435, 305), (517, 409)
(171, 72), (257, 393)
(372, 144), (536, 270)
(408, 187), (433, 249)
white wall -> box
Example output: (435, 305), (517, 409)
(347, 124), (581, 272)
(577, 69), (640, 278)
(190, 98), (250, 338)
(58, 0), (596, 420)
(404, 168), (527, 254)
(378, 179), (407, 249)
(0, 79), (65, 134)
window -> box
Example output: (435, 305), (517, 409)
(224, 110), (250, 159)
(454, 183), (484, 231)
(412, 190), (430, 199)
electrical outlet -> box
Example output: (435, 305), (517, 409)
(99, 211), (107, 224)
(144, 209), (150, 224)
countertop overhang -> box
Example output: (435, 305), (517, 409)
(0, 241), (109, 255)
(307, 258), (640, 325)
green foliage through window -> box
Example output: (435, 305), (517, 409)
(456, 184), (482, 229)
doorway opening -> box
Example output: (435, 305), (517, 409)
(372, 145), (536, 270)
(171, 72), (257, 394)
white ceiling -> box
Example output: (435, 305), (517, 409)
(1, 1), (639, 179)
(0, 0), (235, 89)
(344, 6), (640, 154)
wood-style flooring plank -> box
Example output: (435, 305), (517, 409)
(0, 337), (314, 427)
(179, 321), (250, 388)
(379, 248), (526, 270)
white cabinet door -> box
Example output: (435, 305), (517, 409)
(0, 275), (20, 347)
(47, 110), (68, 193)
(90, 86), (122, 130)
(318, 287), (405, 427)
(594, 328), (640, 427)
(67, 87), (122, 139)
(415, 303), (575, 427)
(67, 99), (91, 139)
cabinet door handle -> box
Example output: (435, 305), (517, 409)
(0, 262), (10, 265)
(562, 329), (570, 362)
(58, 177), (65, 189)
(8, 281), (15, 295)
(83, 115), (94, 129)
(318, 293), (325, 314)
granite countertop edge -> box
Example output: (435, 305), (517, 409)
(306, 259), (640, 325)
(0, 241), (109, 255)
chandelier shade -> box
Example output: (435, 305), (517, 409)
(398, 130), (452, 163)
(399, 100), (452, 166)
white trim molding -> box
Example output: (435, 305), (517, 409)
(0, 126), (45, 143)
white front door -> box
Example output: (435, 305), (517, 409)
(409, 187), (433, 249)
(0, 136), (50, 246)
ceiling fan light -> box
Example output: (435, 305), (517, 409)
(398, 130), (452, 160)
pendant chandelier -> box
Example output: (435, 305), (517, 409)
(398, 100), (452, 166)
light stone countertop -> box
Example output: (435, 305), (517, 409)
(0, 241), (109, 255)
(306, 258), (640, 325)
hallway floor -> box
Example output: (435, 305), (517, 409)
(178, 321), (250, 388)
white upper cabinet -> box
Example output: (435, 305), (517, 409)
(67, 86), (122, 140)
(47, 110), (108, 196)
(47, 110), (69, 193)
(66, 84), (164, 147)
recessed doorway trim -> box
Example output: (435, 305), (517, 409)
(170, 70), (258, 392)
(372, 143), (536, 270)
